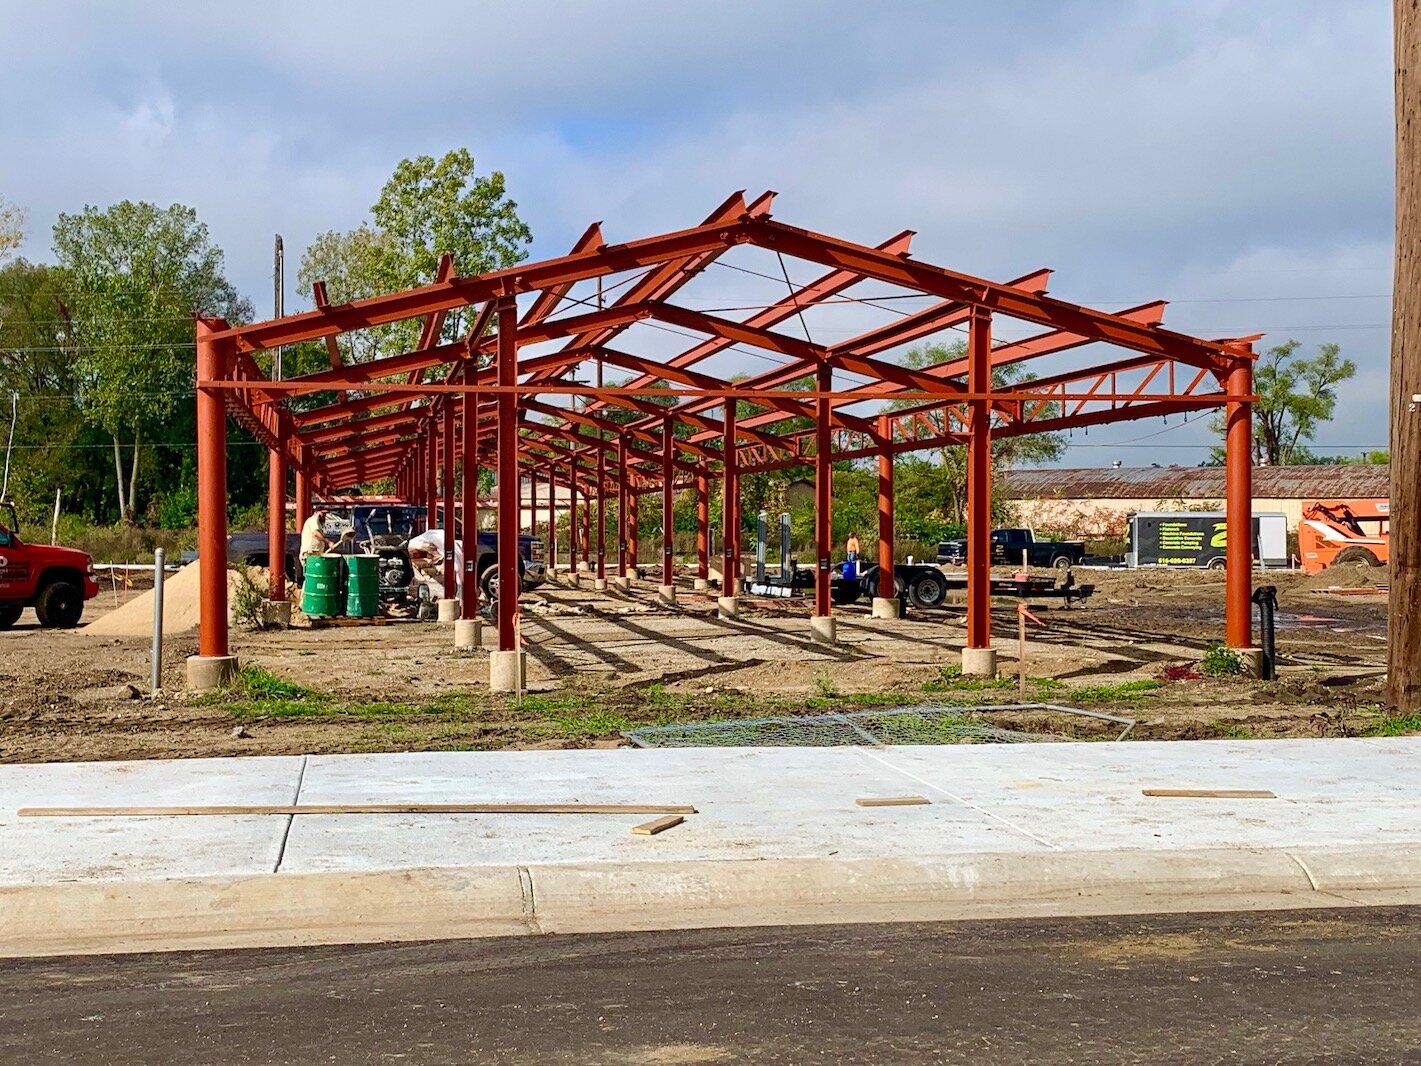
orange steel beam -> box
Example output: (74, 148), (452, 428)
(583, 229), (920, 411)
(217, 214), (755, 354)
(525, 190), (778, 387)
(741, 217), (1245, 372)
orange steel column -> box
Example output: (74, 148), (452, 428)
(1225, 357), (1254, 648)
(195, 319), (230, 658)
(495, 300), (519, 651)
(877, 414), (895, 600)
(546, 462), (556, 572)
(442, 402), (456, 599)
(814, 362), (832, 617)
(695, 463), (709, 584)
(568, 461), (579, 573)
(966, 306), (993, 649)
(723, 399), (739, 588)
(617, 435), (629, 578)
(267, 431), (287, 602)
(596, 439), (607, 582)
(425, 426), (437, 531)
(580, 482), (591, 561)
(461, 390), (479, 619)
(661, 417), (675, 584)
(628, 492), (640, 573)
(295, 466), (311, 532)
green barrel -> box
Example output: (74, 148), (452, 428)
(302, 554), (345, 618)
(344, 554), (380, 618)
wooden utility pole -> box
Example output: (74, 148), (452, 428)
(1391, 0), (1421, 711)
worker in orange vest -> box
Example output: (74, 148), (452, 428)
(846, 532), (860, 562)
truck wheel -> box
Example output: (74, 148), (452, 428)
(1206, 557), (1227, 570)
(0, 604), (22, 629)
(1333, 547), (1381, 567)
(479, 564), (499, 602)
(909, 571), (949, 608)
(831, 580), (862, 606)
(1051, 555), (1072, 570)
(35, 579), (84, 628)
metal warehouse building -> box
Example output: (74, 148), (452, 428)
(1004, 465), (1390, 538)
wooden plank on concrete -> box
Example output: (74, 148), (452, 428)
(1141, 789), (1276, 799)
(631, 815), (686, 836)
(855, 796), (932, 807)
(18, 803), (699, 818)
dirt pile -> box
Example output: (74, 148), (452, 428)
(84, 560), (264, 638)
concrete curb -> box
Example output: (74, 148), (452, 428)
(5, 845), (1421, 957)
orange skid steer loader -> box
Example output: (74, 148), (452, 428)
(1298, 498), (1390, 575)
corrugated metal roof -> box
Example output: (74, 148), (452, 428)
(1001, 465), (1390, 501)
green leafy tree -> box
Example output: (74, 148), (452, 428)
(52, 201), (251, 520)
(1210, 340), (1356, 465)
(0, 196), (24, 264)
(298, 148), (531, 364)
(0, 261), (100, 516)
(890, 340), (1065, 523)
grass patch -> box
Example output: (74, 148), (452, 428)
(1362, 711), (1421, 737)
(237, 665), (319, 701)
(1067, 678), (1163, 703)
(1210, 720), (1254, 738)
(920, 665), (1071, 700)
(922, 664), (1014, 693)
(551, 711), (633, 738)
(220, 665), (333, 717)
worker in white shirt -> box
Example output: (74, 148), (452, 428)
(299, 510), (353, 563)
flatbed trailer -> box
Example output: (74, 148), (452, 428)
(833, 563), (1094, 608)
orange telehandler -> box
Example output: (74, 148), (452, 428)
(1298, 498), (1390, 574)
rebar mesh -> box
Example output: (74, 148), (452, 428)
(621, 703), (1120, 749)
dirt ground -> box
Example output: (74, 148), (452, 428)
(0, 562), (1395, 763)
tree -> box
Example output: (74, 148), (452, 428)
(52, 201), (251, 521)
(1209, 340), (1356, 465)
(890, 340), (1065, 523)
(0, 196), (24, 264)
(0, 261), (101, 517)
(298, 148), (532, 363)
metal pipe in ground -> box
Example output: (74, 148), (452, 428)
(1252, 585), (1278, 681)
(151, 548), (166, 695)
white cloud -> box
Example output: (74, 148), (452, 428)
(0, 0), (1393, 464)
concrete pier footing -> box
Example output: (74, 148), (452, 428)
(871, 597), (900, 620)
(185, 655), (239, 693)
(489, 650), (527, 692)
(961, 647), (998, 677)
(454, 619), (482, 650)
(261, 600), (292, 628)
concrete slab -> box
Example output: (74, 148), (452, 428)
(866, 738), (1421, 851)
(0, 756), (304, 883)
(5, 739), (1421, 956)
(279, 747), (1036, 873)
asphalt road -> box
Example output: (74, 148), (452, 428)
(3, 908), (1420, 1064)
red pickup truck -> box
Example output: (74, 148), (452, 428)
(0, 501), (100, 629)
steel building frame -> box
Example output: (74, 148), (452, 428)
(191, 191), (1258, 678)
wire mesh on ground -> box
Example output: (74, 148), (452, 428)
(621, 703), (1135, 748)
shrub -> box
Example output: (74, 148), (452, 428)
(1200, 642), (1245, 678)
(230, 566), (269, 630)
(154, 486), (198, 529)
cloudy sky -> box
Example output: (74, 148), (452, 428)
(0, 0), (1394, 466)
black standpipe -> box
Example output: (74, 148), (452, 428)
(1251, 585), (1278, 681)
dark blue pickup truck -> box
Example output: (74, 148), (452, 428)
(228, 504), (545, 603)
